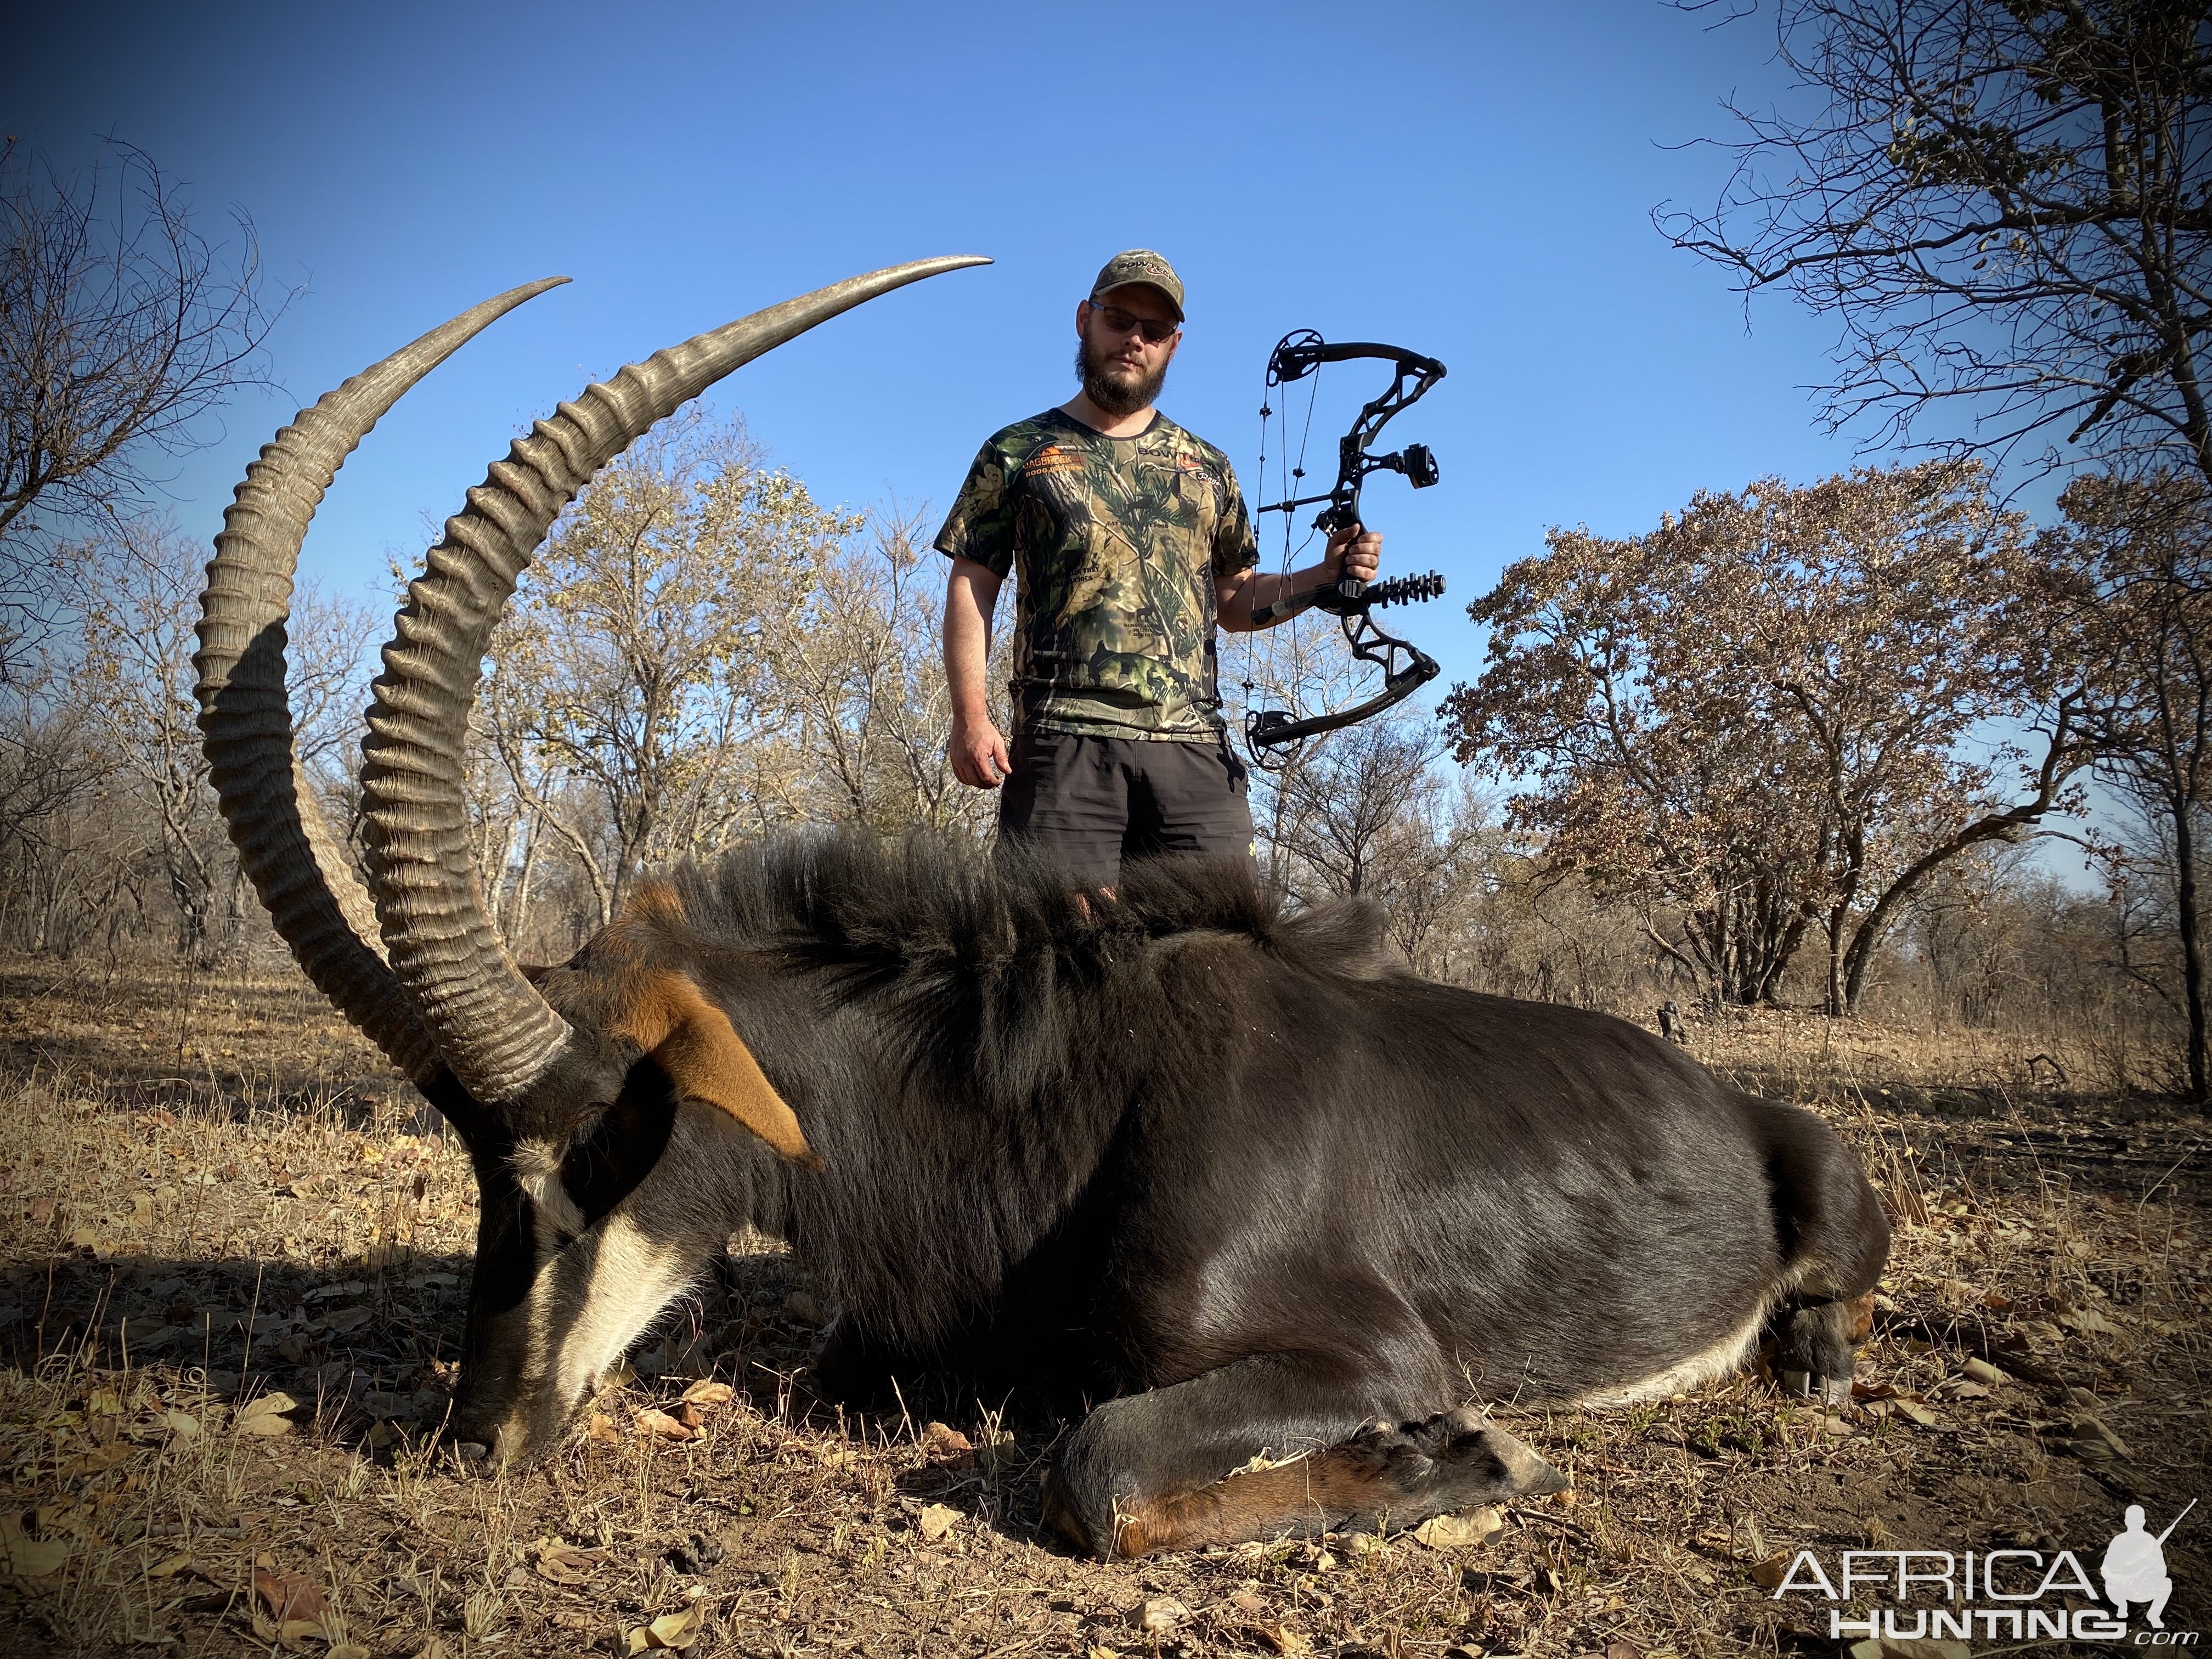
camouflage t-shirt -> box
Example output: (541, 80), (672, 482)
(934, 409), (1259, 740)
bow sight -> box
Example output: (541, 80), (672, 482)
(1243, 330), (1451, 761)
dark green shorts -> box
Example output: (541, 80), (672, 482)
(998, 732), (1254, 888)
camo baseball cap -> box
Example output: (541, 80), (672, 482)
(1089, 249), (1184, 321)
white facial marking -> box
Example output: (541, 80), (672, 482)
(538, 1210), (699, 1410)
(511, 1138), (585, 1243)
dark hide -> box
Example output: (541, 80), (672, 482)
(527, 833), (1889, 1556)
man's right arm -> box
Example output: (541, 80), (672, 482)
(944, 555), (1011, 789)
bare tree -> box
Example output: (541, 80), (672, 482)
(1273, 707), (1452, 901)
(773, 503), (1000, 838)
(1661, 1), (2212, 482)
(475, 410), (853, 928)
(1223, 600), (1372, 891)
(2064, 467), (2212, 1096)
(75, 518), (230, 956)
(0, 651), (125, 953)
(2, 138), (282, 678)
(66, 515), (374, 962)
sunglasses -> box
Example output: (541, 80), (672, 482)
(1087, 301), (1179, 345)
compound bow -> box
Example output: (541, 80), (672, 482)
(1243, 330), (1449, 763)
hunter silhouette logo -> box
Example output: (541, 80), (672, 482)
(2105, 1500), (2192, 1631)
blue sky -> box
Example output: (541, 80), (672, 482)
(9, 0), (1887, 701)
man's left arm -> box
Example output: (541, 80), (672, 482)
(1217, 525), (1382, 633)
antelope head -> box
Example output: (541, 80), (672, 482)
(193, 257), (986, 1463)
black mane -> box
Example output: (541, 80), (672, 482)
(658, 833), (1402, 1367)
(687, 829), (1394, 975)
(678, 832), (1397, 1099)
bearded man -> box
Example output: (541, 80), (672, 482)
(937, 250), (1381, 886)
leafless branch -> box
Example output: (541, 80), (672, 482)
(1657, 0), (2212, 483)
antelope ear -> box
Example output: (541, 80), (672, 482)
(613, 969), (821, 1168)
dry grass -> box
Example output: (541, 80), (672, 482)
(1, 955), (2205, 1658)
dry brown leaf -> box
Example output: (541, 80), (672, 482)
(922, 1420), (973, 1457)
(1749, 1551), (1794, 1589)
(679, 1379), (733, 1408)
(0, 1513), (67, 1577)
(1411, 1507), (1503, 1549)
(146, 1551), (194, 1579)
(61, 1443), (134, 1477)
(235, 1392), (299, 1437)
(1256, 1624), (1313, 1656)
(626, 1601), (706, 1651)
(535, 1542), (599, 1585)
(1227, 1589), (1267, 1617)
(251, 1564), (328, 1627)
(1891, 1397), (1940, 1428)
(634, 1408), (693, 1442)
(917, 1503), (960, 1542)
(2074, 1416), (2133, 1458)
(586, 1412), (620, 1444)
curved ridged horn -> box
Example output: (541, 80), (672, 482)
(194, 278), (570, 1086)
(359, 255), (991, 1108)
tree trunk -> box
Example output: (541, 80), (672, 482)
(504, 812), (543, 951)
(2172, 789), (2208, 1103)
(1753, 909), (1812, 1006)
(1842, 701), (2088, 1012)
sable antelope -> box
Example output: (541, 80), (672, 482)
(193, 258), (1889, 1559)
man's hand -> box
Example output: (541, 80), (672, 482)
(951, 714), (1012, 789)
(944, 555), (1008, 788)
(1326, 522), (1383, 585)
(1219, 523), (1387, 631)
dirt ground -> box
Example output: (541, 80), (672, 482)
(0, 953), (2204, 1658)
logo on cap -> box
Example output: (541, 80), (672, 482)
(1091, 249), (1184, 320)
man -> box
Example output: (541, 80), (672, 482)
(936, 250), (1381, 887)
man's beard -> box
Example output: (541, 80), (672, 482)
(1075, 326), (1169, 417)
